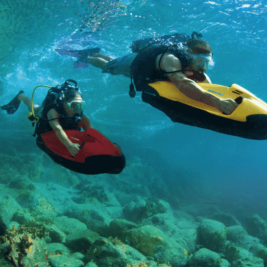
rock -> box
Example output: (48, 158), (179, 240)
(143, 213), (176, 233)
(65, 229), (100, 252)
(225, 243), (253, 262)
(84, 263), (98, 267)
(231, 257), (264, 267)
(13, 211), (35, 225)
(227, 225), (248, 242)
(85, 237), (148, 267)
(45, 236), (52, 243)
(48, 255), (84, 267)
(122, 225), (188, 267)
(44, 224), (67, 243)
(8, 177), (36, 191)
(17, 192), (57, 224)
(251, 243), (267, 266)
(189, 248), (229, 267)
(207, 213), (240, 227)
(37, 182), (77, 215)
(7, 221), (20, 229)
(73, 205), (113, 235)
(104, 218), (138, 238)
(228, 234), (267, 265)
(197, 219), (227, 253)
(123, 225), (164, 256)
(0, 195), (22, 233)
(176, 228), (197, 254)
(123, 196), (170, 223)
(246, 214), (267, 244)
(0, 233), (48, 267)
(235, 234), (260, 251)
(143, 214), (197, 254)
(54, 216), (87, 235)
(47, 243), (71, 256)
(72, 252), (85, 261)
(221, 259), (230, 267)
(75, 185), (121, 207)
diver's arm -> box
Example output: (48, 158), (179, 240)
(78, 115), (93, 131)
(159, 54), (237, 115)
(47, 109), (80, 156)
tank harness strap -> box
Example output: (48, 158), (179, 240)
(158, 51), (185, 75)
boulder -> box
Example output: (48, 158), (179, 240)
(0, 195), (22, 233)
(47, 243), (71, 256)
(197, 219), (227, 252)
(48, 255), (84, 267)
(54, 216), (87, 235)
(189, 248), (229, 267)
(123, 196), (170, 223)
(227, 225), (248, 242)
(65, 229), (100, 252)
(207, 213), (240, 227)
(85, 237), (147, 267)
(44, 224), (67, 243)
(104, 218), (138, 239)
(246, 214), (267, 244)
(122, 225), (188, 267)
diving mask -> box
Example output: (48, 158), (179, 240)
(191, 53), (215, 70)
(65, 99), (86, 113)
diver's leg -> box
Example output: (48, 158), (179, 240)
(86, 56), (108, 71)
(92, 53), (114, 61)
(18, 94), (40, 113)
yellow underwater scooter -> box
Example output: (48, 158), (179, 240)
(142, 81), (267, 140)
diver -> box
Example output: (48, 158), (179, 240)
(1, 80), (92, 157)
(77, 32), (238, 115)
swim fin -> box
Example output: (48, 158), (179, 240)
(1, 90), (24, 114)
(73, 60), (90, 68)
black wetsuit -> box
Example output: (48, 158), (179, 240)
(132, 42), (190, 92)
(35, 100), (81, 159)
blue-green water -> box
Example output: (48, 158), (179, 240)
(1, 0), (267, 225)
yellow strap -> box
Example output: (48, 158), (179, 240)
(31, 85), (52, 123)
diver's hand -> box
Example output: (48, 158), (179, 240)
(218, 99), (238, 115)
(67, 143), (80, 157)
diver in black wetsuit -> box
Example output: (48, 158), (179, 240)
(83, 33), (238, 115)
(1, 83), (92, 157)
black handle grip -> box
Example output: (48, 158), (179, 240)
(223, 97), (243, 115)
(235, 96), (243, 104)
(79, 142), (86, 149)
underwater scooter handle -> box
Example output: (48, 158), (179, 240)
(235, 96), (243, 104)
(222, 97), (243, 115)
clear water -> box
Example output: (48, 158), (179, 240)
(1, 0), (267, 213)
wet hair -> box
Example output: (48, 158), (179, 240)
(186, 39), (212, 55)
(64, 89), (83, 102)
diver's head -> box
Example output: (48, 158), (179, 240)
(63, 89), (86, 116)
(186, 39), (214, 72)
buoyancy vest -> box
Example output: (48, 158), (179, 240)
(131, 32), (193, 53)
(132, 42), (191, 92)
(35, 85), (81, 136)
